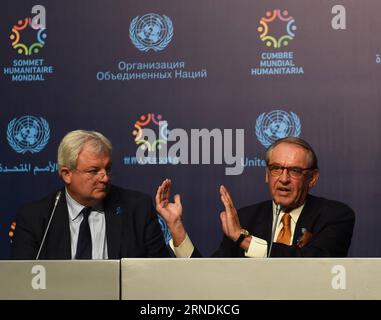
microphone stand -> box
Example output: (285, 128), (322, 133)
(267, 203), (282, 258)
(36, 191), (62, 260)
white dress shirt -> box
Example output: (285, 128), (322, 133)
(66, 189), (108, 259)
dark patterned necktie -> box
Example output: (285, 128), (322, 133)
(75, 207), (92, 259)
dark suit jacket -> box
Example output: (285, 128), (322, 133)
(11, 185), (170, 259)
(192, 194), (355, 258)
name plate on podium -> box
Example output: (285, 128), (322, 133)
(0, 260), (119, 300)
(121, 258), (381, 300)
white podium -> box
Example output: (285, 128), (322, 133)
(0, 260), (120, 300)
(121, 258), (381, 300)
(3, 258), (381, 300)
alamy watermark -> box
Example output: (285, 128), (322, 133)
(135, 121), (245, 175)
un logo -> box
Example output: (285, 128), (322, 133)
(7, 115), (50, 154)
(129, 13), (174, 52)
(255, 110), (301, 148)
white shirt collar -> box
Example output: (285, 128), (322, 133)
(65, 189), (104, 221)
(272, 201), (306, 226)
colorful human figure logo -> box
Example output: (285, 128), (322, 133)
(258, 9), (296, 48)
(10, 17), (47, 55)
(132, 113), (168, 151)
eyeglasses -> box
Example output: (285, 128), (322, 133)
(74, 167), (112, 179)
(267, 164), (313, 179)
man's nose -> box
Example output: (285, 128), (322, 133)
(279, 168), (290, 182)
(99, 170), (111, 182)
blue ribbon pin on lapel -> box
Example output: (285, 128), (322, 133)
(116, 206), (124, 215)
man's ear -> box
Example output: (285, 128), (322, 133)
(265, 168), (269, 183)
(60, 166), (72, 184)
(308, 170), (320, 188)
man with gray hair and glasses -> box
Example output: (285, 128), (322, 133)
(156, 137), (355, 257)
(12, 130), (170, 259)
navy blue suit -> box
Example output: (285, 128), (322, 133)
(192, 195), (355, 257)
(11, 185), (170, 259)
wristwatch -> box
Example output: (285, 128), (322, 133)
(236, 228), (250, 244)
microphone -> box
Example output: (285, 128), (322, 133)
(36, 191), (62, 260)
(267, 203), (282, 258)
